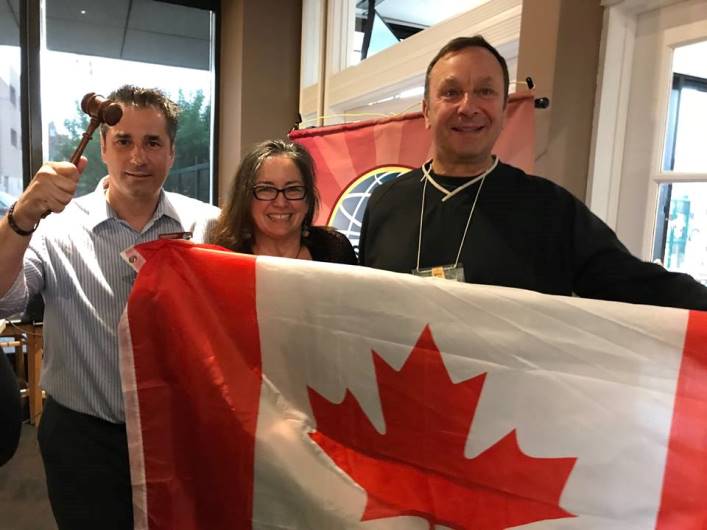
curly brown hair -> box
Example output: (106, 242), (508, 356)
(208, 140), (320, 252)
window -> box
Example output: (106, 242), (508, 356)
(653, 40), (707, 284)
(654, 182), (707, 285)
(351, 0), (493, 65)
(42, 0), (217, 202)
(0, 0), (22, 198)
(3, 0), (217, 203)
(662, 73), (707, 173)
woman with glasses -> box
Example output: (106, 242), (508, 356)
(209, 140), (357, 264)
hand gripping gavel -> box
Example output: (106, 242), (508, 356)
(38, 94), (122, 219)
(69, 92), (123, 165)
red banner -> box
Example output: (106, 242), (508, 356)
(289, 91), (535, 226)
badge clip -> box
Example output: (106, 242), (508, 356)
(159, 231), (193, 240)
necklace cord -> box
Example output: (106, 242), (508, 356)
(415, 157), (498, 271)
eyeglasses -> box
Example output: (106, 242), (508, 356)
(252, 185), (307, 201)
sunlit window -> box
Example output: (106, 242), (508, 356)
(0, 0), (22, 199)
(351, 0), (494, 65)
(653, 40), (707, 284)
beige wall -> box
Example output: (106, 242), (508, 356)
(219, 0), (302, 205)
(516, 0), (603, 201)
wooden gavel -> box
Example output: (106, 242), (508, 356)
(69, 92), (123, 165)
(39, 93), (123, 219)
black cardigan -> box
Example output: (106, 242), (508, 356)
(304, 226), (358, 265)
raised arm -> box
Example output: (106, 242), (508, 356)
(0, 159), (85, 297)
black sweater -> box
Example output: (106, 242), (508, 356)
(360, 162), (707, 310)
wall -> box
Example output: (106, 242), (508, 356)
(219, 0), (302, 203)
(516, 0), (604, 201)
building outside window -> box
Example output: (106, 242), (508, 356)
(0, 0), (22, 198)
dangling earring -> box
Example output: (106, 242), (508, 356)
(302, 224), (310, 238)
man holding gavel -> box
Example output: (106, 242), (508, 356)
(0, 85), (219, 529)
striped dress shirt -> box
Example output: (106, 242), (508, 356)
(0, 181), (220, 422)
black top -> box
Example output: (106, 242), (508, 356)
(0, 347), (21, 466)
(243, 226), (358, 265)
(359, 162), (707, 310)
(304, 226), (358, 265)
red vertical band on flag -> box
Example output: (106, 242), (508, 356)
(126, 241), (262, 530)
(657, 310), (707, 529)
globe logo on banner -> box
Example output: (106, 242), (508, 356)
(328, 166), (411, 252)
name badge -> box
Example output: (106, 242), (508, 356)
(411, 263), (465, 282)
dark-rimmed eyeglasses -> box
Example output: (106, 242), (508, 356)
(252, 185), (307, 201)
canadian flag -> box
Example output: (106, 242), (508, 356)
(120, 240), (707, 530)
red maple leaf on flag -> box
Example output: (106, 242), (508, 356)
(308, 325), (577, 530)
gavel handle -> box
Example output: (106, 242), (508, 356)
(69, 117), (101, 166)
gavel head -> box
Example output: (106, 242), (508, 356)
(80, 92), (123, 126)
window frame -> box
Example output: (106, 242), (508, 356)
(652, 71), (707, 262)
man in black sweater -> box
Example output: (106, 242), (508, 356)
(359, 36), (707, 310)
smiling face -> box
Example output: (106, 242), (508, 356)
(250, 155), (309, 244)
(101, 104), (175, 206)
(423, 46), (506, 175)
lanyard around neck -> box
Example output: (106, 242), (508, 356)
(415, 158), (497, 271)
(421, 156), (498, 202)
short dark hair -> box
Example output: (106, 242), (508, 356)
(100, 85), (180, 145)
(208, 140), (320, 252)
(424, 36), (509, 104)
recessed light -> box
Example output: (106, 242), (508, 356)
(80, 9), (86, 14)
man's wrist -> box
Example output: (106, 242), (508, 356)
(6, 202), (39, 237)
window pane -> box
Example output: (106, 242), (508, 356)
(42, 0), (215, 202)
(351, 0), (493, 65)
(0, 0), (22, 209)
(672, 88), (707, 172)
(655, 182), (707, 285)
(663, 40), (707, 173)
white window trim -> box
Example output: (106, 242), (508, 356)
(587, 0), (686, 231)
(640, 18), (707, 257)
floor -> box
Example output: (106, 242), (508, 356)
(0, 424), (57, 530)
